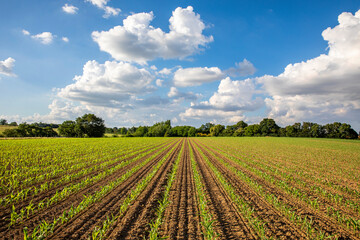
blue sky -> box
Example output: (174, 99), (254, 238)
(1, 0), (360, 131)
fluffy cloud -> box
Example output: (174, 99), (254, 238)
(0, 57), (16, 77)
(31, 32), (54, 44)
(85, 0), (120, 18)
(58, 60), (154, 108)
(22, 29), (30, 35)
(180, 77), (263, 122)
(173, 67), (224, 87)
(167, 87), (198, 101)
(158, 68), (172, 75)
(258, 9), (360, 127)
(62, 4), (78, 14)
(92, 6), (213, 63)
(155, 79), (163, 87)
(226, 59), (256, 77)
(62, 37), (69, 42)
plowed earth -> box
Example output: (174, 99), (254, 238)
(1, 137), (359, 240)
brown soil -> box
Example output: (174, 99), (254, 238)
(159, 140), (203, 239)
(195, 140), (360, 240)
(104, 139), (184, 240)
(190, 140), (259, 240)
(0, 141), (171, 229)
(1, 139), (179, 240)
(0, 141), (166, 198)
(1, 137), (358, 240)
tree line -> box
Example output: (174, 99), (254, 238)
(1, 115), (358, 139)
(106, 118), (358, 139)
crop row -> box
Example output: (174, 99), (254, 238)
(23, 140), (181, 239)
(195, 139), (360, 239)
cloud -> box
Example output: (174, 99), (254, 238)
(31, 32), (54, 44)
(180, 77), (263, 123)
(173, 67), (224, 87)
(258, 9), (360, 127)
(92, 6), (213, 63)
(136, 96), (170, 106)
(22, 29), (30, 35)
(58, 60), (154, 108)
(62, 37), (69, 42)
(158, 68), (172, 75)
(226, 59), (256, 77)
(155, 79), (163, 87)
(85, 0), (120, 18)
(0, 57), (16, 77)
(167, 87), (198, 101)
(62, 4), (78, 14)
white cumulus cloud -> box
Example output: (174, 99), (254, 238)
(0, 57), (16, 77)
(31, 32), (54, 45)
(155, 79), (163, 87)
(226, 59), (256, 77)
(167, 87), (198, 101)
(92, 6), (213, 64)
(258, 9), (360, 127)
(62, 37), (69, 42)
(180, 77), (263, 122)
(58, 60), (154, 108)
(62, 4), (78, 14)
(173, 67), (224, 87)
(158, 68), (172, 75)
(85, 0), (120, 18)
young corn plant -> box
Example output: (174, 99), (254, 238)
(90, 142), (181, 240)
(189, 143), (218, 240)
(26, 141), (180, 240)
(147, 144), (182, 240)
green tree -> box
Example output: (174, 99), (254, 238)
(210, 124), (225, 136)
(147, 120), (171, 137)
(339, 123), (358, 139)
(75, 114), (106, 137)
(134, 126), (148, 137)
(59, 120), (77, 137)
(0, 119), (7, 125)
(309, 124), (324, 138)
(198, 122), (214, 134)
(9, 122), (17, 126)
(119, 127), (127, 135)
(188, 127), (196, 137)
(259, 118), (279, 136)
(235, 120), (248, 129)
(2, 129), (20, 137)
(244, 124), (260, 136)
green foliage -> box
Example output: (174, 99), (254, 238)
(2, 123), (58, 137)
(259, 118), (279, 136)
(168, 125), (196, 137)
(58, 121), (77, 137)
(133, 126), (148, 137)
(244, 124), (260, 136)
(147, 120), (171, 137)
(210, 124), (225, 136)
(198, 122), (215, 134)
(9, 122), (17, 126)
(76, 114), (106, 138)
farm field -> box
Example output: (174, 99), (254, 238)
(0, 137), (360, 239)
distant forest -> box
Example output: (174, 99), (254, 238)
(106, 118), (359, 139)
(1, 114), (357, 139)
